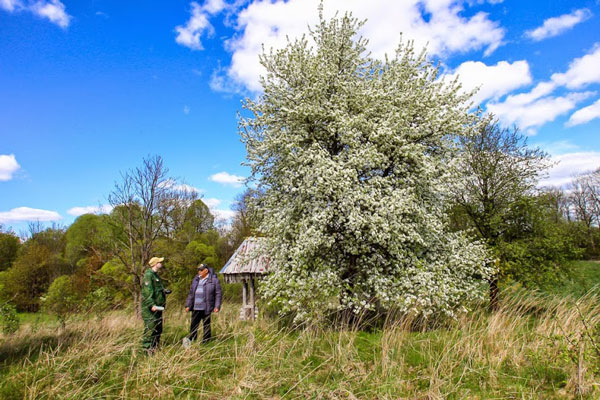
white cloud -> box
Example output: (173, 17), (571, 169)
(209, 171), (245, 187)
(183, 105), (191, 114)
(525, 8), (591, 41)
(0, 154), (20, 181)
(175, 183), (203, 193)
(67, 205), (113, 217)
(0, 207), (61, 223)
(202, 197), (235, 221)
(445, 60), (531, 106)
(159, 179), (204, 194)
(551, 44), (600, 89)
(0, 0), (23, 12)
(175, 0), (227, 50)
(30, 0), (71, 28)
(540, 151), (600, 187)
(202, 197), (221, 208)
(487, 89), (594, 132)
(211, 208), (236, 221)
(219, 0), (505, 93)
(566, 98), (600, 127)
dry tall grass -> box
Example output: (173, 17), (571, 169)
(0, 289), (598, 399)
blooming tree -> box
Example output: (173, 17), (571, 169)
(240, 11), (493, 322)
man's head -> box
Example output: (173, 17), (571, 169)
(197, 263), (209, 277)
(149, 257), (164, 272)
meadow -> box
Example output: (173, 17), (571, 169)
(0, 261), (599, 399)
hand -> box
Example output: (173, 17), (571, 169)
(213, 308), (219, 313)
(151, 306), (157, 312)
(185, 307), (190, 312)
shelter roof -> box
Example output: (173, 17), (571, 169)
(220, 237), (270, 276)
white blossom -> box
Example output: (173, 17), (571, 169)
(241, 12), (493, 323)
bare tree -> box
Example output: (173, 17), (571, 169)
(108, 155), (197, 318)
(569, 169), (600, 252)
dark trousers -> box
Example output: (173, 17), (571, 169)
(189, 309), (211, 342)
(142, 310), (163, 350)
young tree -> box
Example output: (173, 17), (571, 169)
(450, 117), (548, 309)
(108, 155), (196, 318)
(241, 12), (492, 323)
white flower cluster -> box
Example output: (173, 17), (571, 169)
(241, 14), (494, 323)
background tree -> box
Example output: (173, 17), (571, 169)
(229, 188), (264, 250)
(178, 199), (215, 242)
(449, 117), (551, 309)
(0, 226), (20, 272)
(241, 12), (492, 323)
(107, 155), (197, 318)
(569, 170), (600, 256)
(2, 227), (70, 311)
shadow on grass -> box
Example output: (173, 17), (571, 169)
(0, 328), (81, 371)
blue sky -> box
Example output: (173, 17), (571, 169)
(1, 0), (599, 234)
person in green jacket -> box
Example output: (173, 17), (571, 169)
(141, 256), (167, 354)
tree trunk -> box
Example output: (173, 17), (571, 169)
(132, 276), (142, 319)
(489, 276), (499, 312)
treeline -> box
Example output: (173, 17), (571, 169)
(0, 128), (599, 329)
(0, 156), (255, 329)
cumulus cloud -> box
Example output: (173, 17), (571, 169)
(0, 0), (23, 12)
(201, 197), (235, 221)
(209, 171), (245, 187)
(30, 0), (71, 28)
(183, 105), (191, 115)
(487, 89), (594, 133)
(175, 0), (227, 50)
(211, 208), (236, 221)
(1, 0), (71, 28)
(566, 98), (600, 127)
(444, 60), (531, 106)
(216, 0), (505, 93)
(540, 151), (600, 187)
(0, 207), (61, 223)
(487, 44), (600, 131)
(67, 205), (113, 217)
(525, 8), (591, 41)
(0, 154), (20, 181)
(551, 43), (600, 89)
(202, 197), (222, 208)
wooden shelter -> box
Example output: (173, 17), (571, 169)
(220, 237), (270, 320)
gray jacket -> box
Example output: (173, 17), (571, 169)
(185, 268), (222, 312)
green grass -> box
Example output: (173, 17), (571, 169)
(1, 273), (599, 399)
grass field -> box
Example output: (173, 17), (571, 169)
(1, 265), (599, 399)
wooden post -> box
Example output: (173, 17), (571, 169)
(242, 279), (249, 320)
(249, 277), (255, 320)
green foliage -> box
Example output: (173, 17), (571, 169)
(42, 275), (82, 328)
(0, 231), (20, 271)
(65, 214), (113, 269)
(3, 228), (71, 312)
(495, 196), (583, 288)
(0, 283), (20, 335)
(0, 302), (20, 335)
(184, 240), (218, 266)
(179, 199), (215, 241)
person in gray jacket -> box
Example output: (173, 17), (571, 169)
(183, 263), (222, 346)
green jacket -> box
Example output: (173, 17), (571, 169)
(141, 268), (166, 312)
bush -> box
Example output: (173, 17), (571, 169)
(42, 275), (82, 328)
(0, 302), (19, 335)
